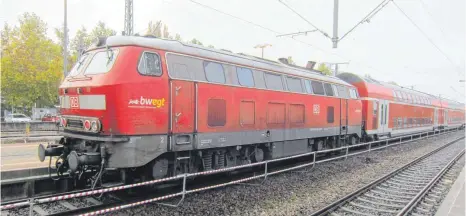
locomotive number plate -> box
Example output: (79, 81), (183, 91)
(70, 96), (79, 108)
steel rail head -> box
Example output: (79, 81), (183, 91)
(396, 149), (465, 216)
(308, 135), (465, 216)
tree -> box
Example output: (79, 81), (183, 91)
(317, 63), (332, 76)
(89, 21), (116, 42)
(287, 56), (295, 65)
(190, 38), (203, 45)
(1, 13), (63, 112)
(147, 20), (162, 37)
(71, 26), (92, 54)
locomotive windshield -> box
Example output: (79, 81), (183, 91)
(66, 48), (119, 77)
(84, 49), (119, 75)
(67, 53), (91, 77)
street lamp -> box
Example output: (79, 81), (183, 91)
(254, 44), (272, 58)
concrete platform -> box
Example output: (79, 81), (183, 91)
(435, 167), (465, 216)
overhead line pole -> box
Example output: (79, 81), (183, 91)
(332, 0), (339, 48)
(63, 0), (68, 76)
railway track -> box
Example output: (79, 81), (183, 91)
(310, 137), (465, 216)
(1, 129), (462, 216)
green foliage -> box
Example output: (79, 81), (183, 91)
(287, 56), (295, 65)
(190, 38), (203, 45)
(1, 13), (63, 110)
(90, 21), (116, 41)
(317, 63), (332, 76)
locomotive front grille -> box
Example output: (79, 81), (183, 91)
(67, 119), (83, 128)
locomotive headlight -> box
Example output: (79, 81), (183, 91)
(61, 117), (67, 127)
(84, 120), (91, 131)
(91, 120), (98, 132)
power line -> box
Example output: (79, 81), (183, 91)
(277, 0), (331, 39)
(186, 0), (391, 75)
(339, 0), (391, 42)
(188, 0), (281, 35)
(418, 0), (451, 42)
(392, 1), (463, 76)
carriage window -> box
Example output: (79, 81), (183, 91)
(204, 61), (226, 83)
(407, 94), (413, 103)
(395, 91), (402, 101)
(311, 81), (325, 95)
(264, 73), (284, 90)
(236, 67), (254, 87)
(327, 106), (334, 123)
(286, 77), (304, 93)
(304, 80), (313, 94)
(401, 92), (408, 102)
(324, 83), (334, 96)
(337, 85), (349, 98)
(85, 49), (119, 75)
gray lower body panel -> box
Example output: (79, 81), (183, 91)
(107, 135), (167, 168)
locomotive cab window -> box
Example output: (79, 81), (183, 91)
(236, 67), (254, 87)
(84, 49), (119, 75)
(204, 61), (226, 83)
(311, 81), (325, 95)
(68, 53), (91, 77)
(138, 52), (162, 76)
(286, 77), (304, 93)
(349, 88), (358, 99)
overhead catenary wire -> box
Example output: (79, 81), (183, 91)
(392, 1), (463, 76)
(186, 0), (399, 76)
(188, 0), (281, 35)
(339, 0), (391, 42)
(277, 0), (331, 39)
(418, 0), (452, 43)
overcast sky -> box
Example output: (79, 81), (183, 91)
(1, 0), (465, 103)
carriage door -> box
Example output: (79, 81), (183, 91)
(444, 110), (449, 127)
(378, 100), (390, 134)
(171, 80), (195, 143)
(434, 108), (438, 127)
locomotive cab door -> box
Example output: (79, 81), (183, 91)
(170, 80), (195, 147)
(340, 98), (348, 136)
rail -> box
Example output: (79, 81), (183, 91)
(396, 147), (465, 216)
(0, 127), (461, 215)
(309, 135), (465, 216)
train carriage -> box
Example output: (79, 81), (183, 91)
(337, 73), (465, 140)
(40, 36), (363, 183)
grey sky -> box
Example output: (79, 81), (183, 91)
(1, 0), (464, 102)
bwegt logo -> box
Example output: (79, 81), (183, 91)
(129, 96), (166, 108)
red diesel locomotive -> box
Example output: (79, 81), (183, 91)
(38, 36), (464, 185)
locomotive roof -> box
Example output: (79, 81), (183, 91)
(98, 36), (353, 87)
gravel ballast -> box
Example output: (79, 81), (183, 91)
(107, 132), (464, 216)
